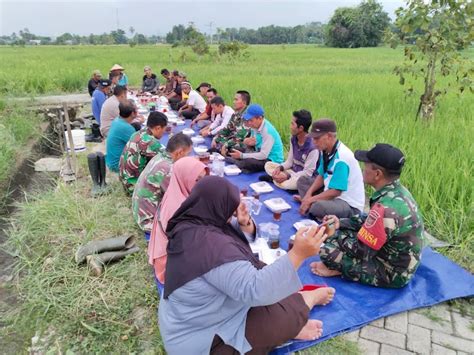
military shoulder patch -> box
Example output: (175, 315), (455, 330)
(357, 203), (387, 250)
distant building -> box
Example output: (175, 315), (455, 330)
(28, 40), (41, 45)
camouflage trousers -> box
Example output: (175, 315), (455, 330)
(320, 232), (402, 288)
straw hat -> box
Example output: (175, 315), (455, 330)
(110, 64), (124, 71)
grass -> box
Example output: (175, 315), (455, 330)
(2, 168), (164, 353)
(0, 101), (43, 204)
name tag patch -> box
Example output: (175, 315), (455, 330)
(357, 203), (387, 250)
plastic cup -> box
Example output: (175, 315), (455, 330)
(273, 211), (282, 222)
(269, 229), (280, 249)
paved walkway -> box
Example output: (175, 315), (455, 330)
(341, 302), (473, 354)
(11, 93), (91, 106)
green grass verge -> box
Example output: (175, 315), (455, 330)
(3, 167), (164, 353)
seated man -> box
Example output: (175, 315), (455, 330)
(159, 69), (175, 95)
(142, 65), (159, 93)
(167, 71), (185, 111)
(88, 70), (102, 97)
(192, 88), (217, 129)
(228, 104), (284, 173)
(105, 101), (137, 172)
(178, 82), (207, 120)
(312, 143), (424, 288)
(262, 109), (319, 190)
(211, 90), (250, 153)
(296, 119), (365, 220)
(100, 85), (128, 137)
(91, 79), (111, 126)
(110, 64), (128, 88)
(132, 133), (193, 234)
(200, 96), (234, 137)
(119, 112), (168, 194)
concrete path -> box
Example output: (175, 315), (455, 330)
(341, 303), (473, 354)
(11, 93), (91, 106)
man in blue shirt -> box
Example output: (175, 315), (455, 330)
(228, 104), (284, 173)
(295, 119), (365, 220)
(106, 100), (137, 172)
(91, 79), (111, 125)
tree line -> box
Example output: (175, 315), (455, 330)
(1, 1), (392, 48)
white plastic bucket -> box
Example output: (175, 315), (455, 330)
(65, 129), (86, 152)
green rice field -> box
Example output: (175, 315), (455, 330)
(1, 44), (472, 266)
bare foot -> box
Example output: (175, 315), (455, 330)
(293, 194), (302, 202)
(300, 287), (336, 307)
(310, 262), (342, 277)
(295, 319), (323, 340)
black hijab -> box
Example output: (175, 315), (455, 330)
(164, 176), (262, 299)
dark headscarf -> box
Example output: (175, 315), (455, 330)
(164, 176), (262, 299)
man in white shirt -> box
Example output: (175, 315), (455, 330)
(201, 96), (235, 137)
(178, 82), (207, 120)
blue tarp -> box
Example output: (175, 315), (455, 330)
(155, 123), (474, 354)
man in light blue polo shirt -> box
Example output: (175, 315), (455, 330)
(228, 104), (284, 173)
(296, 119), (365, 220)
(106, 100), (136, 172)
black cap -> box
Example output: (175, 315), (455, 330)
(355, 143), (405, 174)
(99, 79), (112, 88)
(196, 82), (211, 90)
(309, 119), (337, 138)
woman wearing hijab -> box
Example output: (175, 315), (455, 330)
(159, 176), (336, 354)
(148, 156), (209, 283)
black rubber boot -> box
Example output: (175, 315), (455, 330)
(86, 246), (140, 276)
(96, 152), (110, 194)
(75, 235), (136, 264)
(85, 124), (103, 143)
(87, 153), (101, 196)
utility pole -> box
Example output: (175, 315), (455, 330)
(207, 21), (214, 44)
(116, 8), (120, 30)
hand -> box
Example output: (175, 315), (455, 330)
(299, 197), (312, 215)
(243, 137), (256, 146)
(190, 119), (197, 127)
(201, 129), (210, 137)
(236, 202), (251, 226)
(229, 150), (242, 159)
(321, 215), (340, 237)
(211, 139), (217, 148)
(322, 215), (340, 230)
(273, 172), (288, 184)
(220, 145), (228, 156)
(291, 225), (328, 260)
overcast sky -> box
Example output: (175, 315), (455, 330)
(0, 0), (404, 37)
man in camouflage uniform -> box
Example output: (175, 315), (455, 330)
(311, 143), (424, 288)
(119, 112), (168, 194)
(131, 133), (193, 233)
(211, 90), (251, 154)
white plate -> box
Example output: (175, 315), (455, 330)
(165, 112), (178, 119)
(138, 109), (148, 115)
(182, 128), (195, 136)
(191, 136), (205, 144)
(210, 153), (225, 161)
(224, 165), (242, 176)
(194, 145), (208, 155)
(176, 119), (185, 126)
(250, 181), (274, 194)
(263, 198), (291, 213)
(293, 219), (319, 230)
(260, 248), (287, 265)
